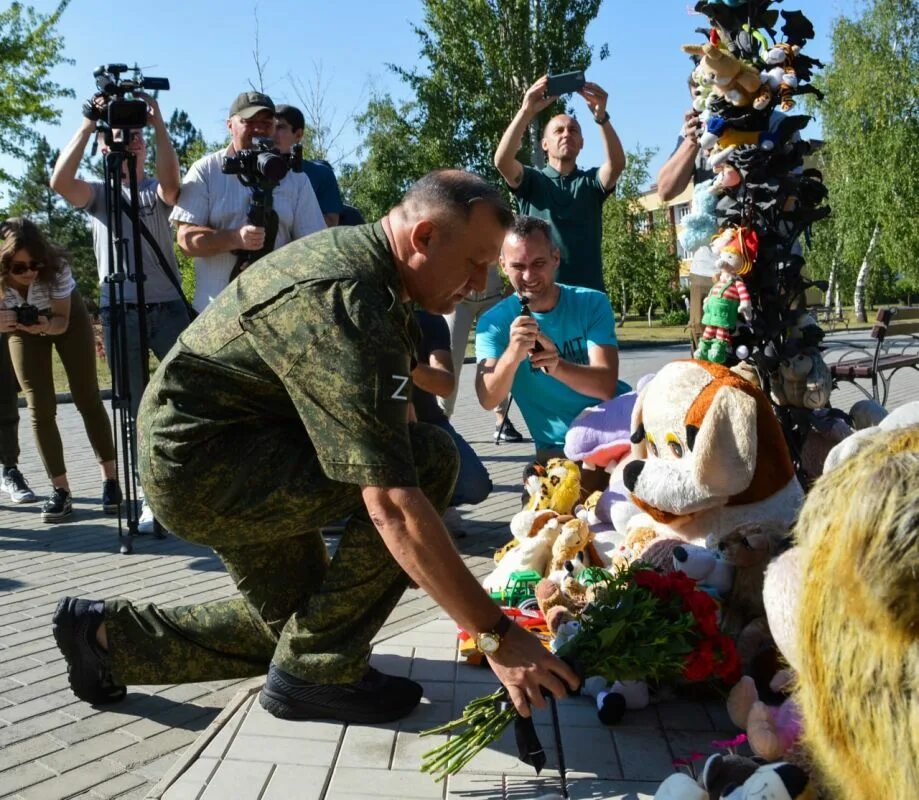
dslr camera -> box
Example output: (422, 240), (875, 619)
(14, 304), (48, 327)
(90, 64), (170, 130)
(222, 138), (303, 189)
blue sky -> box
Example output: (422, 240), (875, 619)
(6, 0), (862, 201)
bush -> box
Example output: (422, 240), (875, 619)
(659, 309), (690, 327)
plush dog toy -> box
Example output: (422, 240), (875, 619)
(622, 360), (803, 545)
(672, 543), (734, 595)
(654, 754), (811, 800)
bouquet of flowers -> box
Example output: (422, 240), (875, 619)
(420, 562), (740, 781)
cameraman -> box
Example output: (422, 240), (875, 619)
(52, 91), (191, 532)
(170, 92), (325, 311)
(51, 92), (191, 417)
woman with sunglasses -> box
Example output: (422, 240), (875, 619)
(0, 218), (120, 522)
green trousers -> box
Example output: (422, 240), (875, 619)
(0, 334), (20, 467)
(106, 419), (458, 687)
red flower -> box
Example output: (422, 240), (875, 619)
(684, 591), (719, 636)
(634, 569), (667, 597)
(667, 570), (699, 598)
(713, 635), (742, 684)
(683, 640), (716, 682)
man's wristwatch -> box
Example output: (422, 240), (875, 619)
(594, 111), (610, 125)
(474, 613), (512, 655)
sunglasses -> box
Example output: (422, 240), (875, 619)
(9, 260), (42, 276)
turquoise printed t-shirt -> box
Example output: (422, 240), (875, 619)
(476, 284), (629, 450)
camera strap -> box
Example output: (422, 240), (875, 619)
(136, 219), (198, 320)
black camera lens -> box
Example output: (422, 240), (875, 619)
(256, 152), (289, 183)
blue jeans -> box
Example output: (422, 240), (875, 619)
(431, 419), (492, 507)
(101, 299), (191, 423)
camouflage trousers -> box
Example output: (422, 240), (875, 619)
(105, 420), (458, 686)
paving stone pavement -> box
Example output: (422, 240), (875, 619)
(0, 334), (915, 800)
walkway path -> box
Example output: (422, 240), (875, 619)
(0, 335), (913, 799)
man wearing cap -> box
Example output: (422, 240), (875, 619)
(273, 105), (345, 228)
(170, 92), (325, 311)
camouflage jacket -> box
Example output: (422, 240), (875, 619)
(142, 223), (421, 487)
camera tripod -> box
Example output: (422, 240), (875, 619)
(100, 133), (165, 554)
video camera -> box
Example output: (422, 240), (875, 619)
(91, 64), (170, 130)
(222, 137), (303, 190)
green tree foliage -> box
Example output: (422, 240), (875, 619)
(338, 95), (437, 221)
(165, 108), (207, 172)
(810, 0), (919, 317)
(0, 1), (74, 183)
(341, 0), (607, 214)
(601, 147), (679, 323)
(3, 136), (97, 303)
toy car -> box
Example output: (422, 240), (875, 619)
(487, 569), (542, 607)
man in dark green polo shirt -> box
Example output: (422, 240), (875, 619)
(51, 170), (579, 725)
(495, 75), (625, 292)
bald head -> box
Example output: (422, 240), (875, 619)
(543, 113), (581, 140)
(399, 169), (513, 231)
(541, 115), (584, 165)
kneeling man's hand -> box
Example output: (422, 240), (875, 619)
(529, 333), (559, 374)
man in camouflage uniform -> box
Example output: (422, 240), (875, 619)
(52, 170), (579, 724)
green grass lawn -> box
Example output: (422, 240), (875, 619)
(43, 308), (874, 394)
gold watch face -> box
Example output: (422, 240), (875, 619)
(476, 632), (500, 654)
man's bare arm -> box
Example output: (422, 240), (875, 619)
(494, 76), (555, 189)
(362, 485), (579, 714)
(175, 222), (264, 257)
(531, 341), (619, 400)
(412, 348), (455, 398)
(657, 111), (702, 202)
(50, 118), (96, 209)
(579, 83), (625, 191)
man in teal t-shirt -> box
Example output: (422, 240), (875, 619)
(475, 216), (629, 462)
(494, 75), (625, 292)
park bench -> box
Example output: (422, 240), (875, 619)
(808, 304), (849, 332)
(829, 307), (919, 405)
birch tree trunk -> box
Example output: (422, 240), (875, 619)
(854, 222), (880, 322)
(826, 255), (837, 313)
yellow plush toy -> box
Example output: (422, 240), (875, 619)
(681, 42), (763, 107)
(548, 517), (591, 574)
(524, 458), (581, 514)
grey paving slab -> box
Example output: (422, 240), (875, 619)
(2, 342), (916, 800)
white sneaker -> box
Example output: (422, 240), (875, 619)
(138, 501), (156, 534)
(1, 467), (37, 504)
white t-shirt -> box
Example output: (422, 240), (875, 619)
(169, 148), (325, 311)
(2, 264), (76, 310)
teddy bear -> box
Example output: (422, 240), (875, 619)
(708, 520), (790, 676)
(769, 350), (832, 410)
(821, 399), (919, 474)
(682, 42), (763, 107)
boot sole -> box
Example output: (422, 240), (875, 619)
(51, 597), (125, 705)
(42, 508), (72, 523)
(258, 685), (421, 725)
